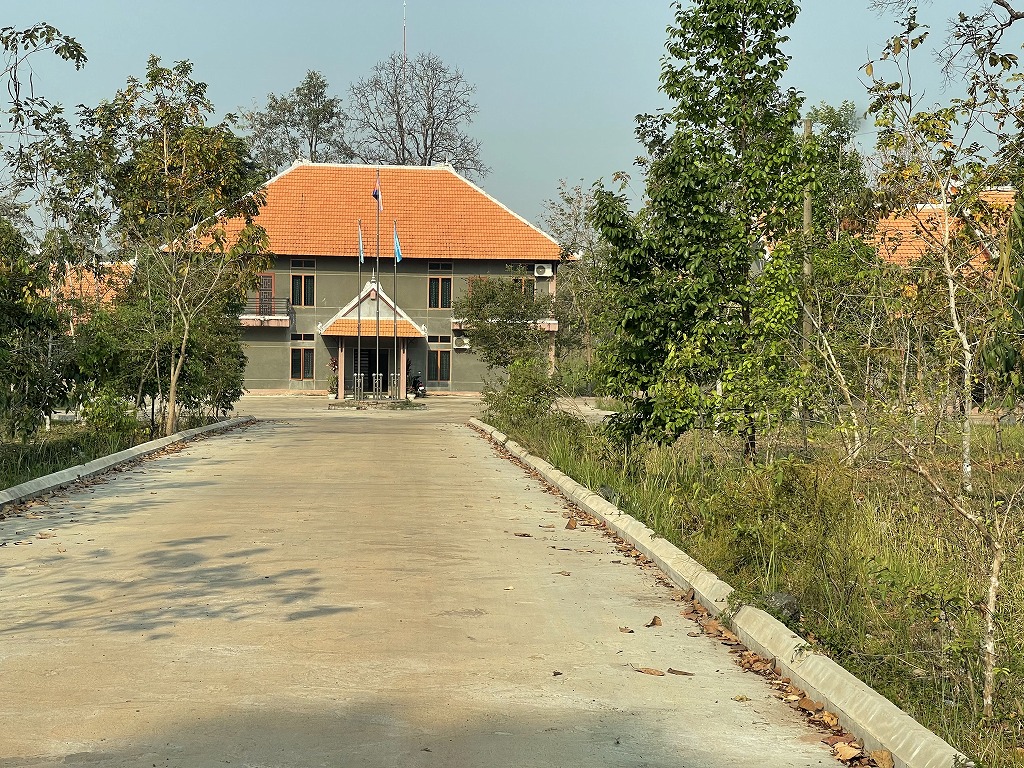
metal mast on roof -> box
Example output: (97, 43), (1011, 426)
(356, 219), (363, 399)
(375, 167), (381, 398)
(393, 219), (399, 398)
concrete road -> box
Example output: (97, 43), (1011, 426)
(0, 396), (830, 767)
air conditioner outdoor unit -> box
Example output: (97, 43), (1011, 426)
(453, 335), (472, 350)
(534, 263), (554, 278)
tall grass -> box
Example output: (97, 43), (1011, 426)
(0, 424), (139, 490)
(494, 409), (1022, 767)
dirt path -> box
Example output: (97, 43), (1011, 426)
(0, 396), (829, 767)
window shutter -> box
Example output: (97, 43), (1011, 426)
(291, 275), (303, 306)
(441, 277), (452, 309)
(290, 349), (301, 379)
(304, 275), (315, 307)
(303, 348), (314, 379)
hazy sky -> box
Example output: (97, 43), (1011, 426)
(5, 1), (993, 225)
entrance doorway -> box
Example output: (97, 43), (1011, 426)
(354, 348), (389, 393)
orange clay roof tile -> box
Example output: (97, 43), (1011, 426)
(223, 162), (560, 261)
(872, 189), (1017, 267)
(320, 318), (423, 338)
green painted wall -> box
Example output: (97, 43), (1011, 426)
(241, 256), (555, 392)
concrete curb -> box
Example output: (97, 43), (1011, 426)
(469, 417), (969, 768)
(0, 416), (255, 512)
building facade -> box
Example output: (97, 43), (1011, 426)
(236, 162), (561, 395)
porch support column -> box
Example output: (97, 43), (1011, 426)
(400, 339), (408, 399)
(339, 338), (346, 398)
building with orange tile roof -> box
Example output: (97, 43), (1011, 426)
(873, 188), (1015, 270)
(236, 161), (561, 395)
(51, 262), (134, 330)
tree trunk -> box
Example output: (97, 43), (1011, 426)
(947, 274), (973, 492)
(163, 327), (189, 436)
(742, 409), (756, 462)
(982, 540), (1004, 720)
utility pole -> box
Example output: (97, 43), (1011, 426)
(802, 117), (812, 347)
(801, 117), (813, 448)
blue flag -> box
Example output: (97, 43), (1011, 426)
(393, 221), (402, 263)
(358, 220), (364, 264)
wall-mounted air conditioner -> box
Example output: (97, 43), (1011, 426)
(453, 335), (472, 350)
(534, 264), (554, 278)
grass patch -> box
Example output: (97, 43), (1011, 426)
(593, 396), (626, 412)
(0, 422), (141, 490)
(490, 409), (1023, 767)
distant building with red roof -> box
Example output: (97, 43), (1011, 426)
(872, 188), (1015, 270)
(236, 161), (561, 395)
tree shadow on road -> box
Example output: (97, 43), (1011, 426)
(0, 530), (353, 636)
(0, 697), (829, 768)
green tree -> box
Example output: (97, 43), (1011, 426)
(865, 7), (1024, 723)
(540, 180), (611, 375)
(0, 22), (86, 147)
(451, 272), (552, 369)
(0, 23), (85, 438)
(590, 0), (810, 458)
(37, 57), (270, 436)
(805, 101), (871, 242)
(0, 219), (69, 439)
(242, 70), (352, 173)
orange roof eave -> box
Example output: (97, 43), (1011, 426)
(320, 318), (425, 338)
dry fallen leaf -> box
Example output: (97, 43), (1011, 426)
(732, 694), (750, 702)
(552, 671), (563, 677)
(539, 524), (556, 529)
(565, 518), (577, 530)
(701, 619), (723, 635)
(822, 734), (855, 747)
(819, 711), (840, 729)
(554, 571), (571, 576)
(870, 749), (894, 768)
(667, 668), (694, 676)
(513, 533), (532, 538)
(619, 626), (635, 634)
(833, 743), (862, 761)
(797, 697), (822, 713)
(687, 631), (702, 638)
(631, 665), (665, 676)
(645, 615), (663, 628)
(37, 532), (55, 539)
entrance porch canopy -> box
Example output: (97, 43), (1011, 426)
(317, 280), (426, 399)
(317, 279), (426, 340)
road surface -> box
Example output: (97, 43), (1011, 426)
(0, 395), (830, 767)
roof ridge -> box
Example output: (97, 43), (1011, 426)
(437, 165), (560, 248)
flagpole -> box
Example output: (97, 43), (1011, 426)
(375, 168), (381, 397)
(393, 219), (399, 398)
(357, 219), (362, 399)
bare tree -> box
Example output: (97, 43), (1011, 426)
(870, 1), (1024, 75)
(540, 180), (607, 367)
(241, 70), (352, 173)
(348, 52), (488, 179)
